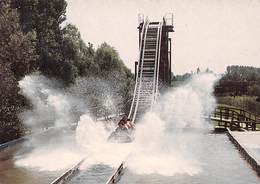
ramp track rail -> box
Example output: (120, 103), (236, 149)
(128, 19), (163, 123)
(106, 17), (165, 184)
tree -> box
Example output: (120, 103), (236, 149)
(62, 24), (95, 76)
(12, 0), (78, 85)
(94, 43), (124, 74)
(248, 85), (260, 96)
(0, 0), (38, 79)
(0, 0), (37, 143)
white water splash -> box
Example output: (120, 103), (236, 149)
(16, 74), (130, 171)
(15, 146), (84, 172)
(15, 73), (218, 176)
(75, 114), (132, 169)
(18, 75), (86, 129)
(16, 75), (86, 171)
(126, 73), (218, 176)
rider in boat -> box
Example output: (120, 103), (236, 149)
(118, 115), (134, 131)
(118, 115), (127, 128)
(125, 118), (135, 130)
(107, 115), (134, 142)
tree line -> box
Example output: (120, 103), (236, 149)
(216, 65), (260, 99)
(0, 0), (134, 143)
(171, 65), (260, 114)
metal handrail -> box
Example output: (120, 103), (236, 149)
(216, 105), (260, 121)
(128, 18), (148, 120)
(132, 19), (150, 123)
(155, 22), (163, 102)
(151, 22), (162, 109)
(219, 106), (260, 118)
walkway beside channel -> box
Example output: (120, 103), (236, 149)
(227, 129), (260, 176)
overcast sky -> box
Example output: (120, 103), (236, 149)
(66, 0), (260, 74)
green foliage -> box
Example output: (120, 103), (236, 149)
(224, 65), (260, 82)
(0, 0), (134, 143)
(0, 0), (36, 143)
(94, 43), (124, 74)
(248, 84), (260, 96)
(62, 24), (95, 76)
(66, 41), (135, 114)
(217, 96), (260, 115)
(217, 65), (260, 97)
(36, 0), (73, 84)
(12, 0), (78, 85)
(11, 0), (38, 33)
(172, 73), (192, 82)
(11, 1), (133, 86)
(95, 43), (134, 107)
(0, 0), (38, 79)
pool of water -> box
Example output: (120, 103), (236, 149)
(0, 130), (259, 184)
(0, 128), (75, 184)
(118, 133), (260, 184)
(67, 164), (114, 184)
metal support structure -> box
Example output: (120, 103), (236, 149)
(129, 15), (174, 123)
(168, 38), (172, 82)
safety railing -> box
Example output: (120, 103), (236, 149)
(151, 22), (161, 108)
(132, 19), (150, 123)
(155, 22), (163, 103)
(128, 18), (149, 122)
(210, 105), (260, 131)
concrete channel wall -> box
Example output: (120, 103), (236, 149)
(0, 124), (77, 151)
(0, 137), (26, 150)
(226, 129), (260, 177)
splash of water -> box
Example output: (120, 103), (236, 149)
(15, 146), (84, 172)
(16, 74), (130, 171)
(18, 75), (86, 129)
(16, 75), (86, 171)
(75, 114), (132, 169)
(15, 73), (218, 176)
(126, 73), (218, 176)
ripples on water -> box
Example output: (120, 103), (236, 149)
(64, 133), (260, 184)
(117, 133), (260, 184)
(1, 132), (260, 184)
(68, 164), (114, 184)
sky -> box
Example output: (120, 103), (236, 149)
(66, 0), (260, 74)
